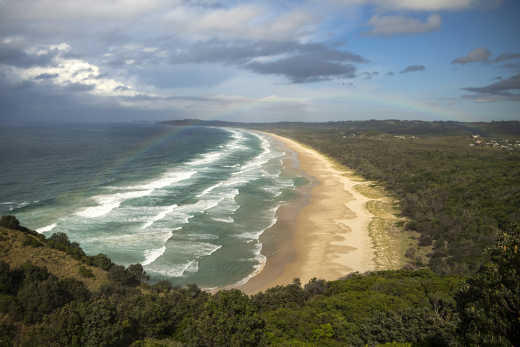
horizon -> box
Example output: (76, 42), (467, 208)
(1, 0), (519, 123)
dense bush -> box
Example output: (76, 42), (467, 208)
(262, 125), (520, 275)
(456, 224), (520, 346)
(0, 261), (91, 325)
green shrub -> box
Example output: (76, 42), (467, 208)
(79, 266), (95, 279)
(23, 236), (43, 248)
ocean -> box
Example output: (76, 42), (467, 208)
(0, 123), (302, 288)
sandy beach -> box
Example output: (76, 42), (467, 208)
(239, 132), (391, 294)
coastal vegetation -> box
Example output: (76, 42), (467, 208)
(245, 120), (520, 276)
(2, 120), (519, 346)
(1, 216), (518, 346)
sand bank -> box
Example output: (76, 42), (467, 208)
(240, 132), (400, 294)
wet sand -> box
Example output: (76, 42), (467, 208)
(239, 132), (377, 294)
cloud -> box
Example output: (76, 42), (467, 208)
(34, 73), (59, 80)
(462, 73), (520, 102)
(171, 40), (366, 64)
(365, 14), (441, 36)
(246, 55), (357, 83)
(451, 47), (491, 64)
(334, 0), (501, 11)
(167, 40), (367, 83)
(400, 65), (426, 74)
(0, 0), (179, 20)
(386, 71), (394, 76)
(0, 41), (140, 98)
(501, 62), (520, 71)
(360, 71), (379, 79)
(0, 43), (58, 68)
(1, 1), (318, 42)
(494, 52), (520, 63)
(165, 5), (318, 41)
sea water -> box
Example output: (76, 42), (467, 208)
(0, 123), (300, 288)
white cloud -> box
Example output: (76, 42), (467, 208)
(365, 14), (441, 36)
(9, 43), (138, 97)
(1, 0), (179, 20)
(1, 1), (317, 42)
(165, 5), (317, 41)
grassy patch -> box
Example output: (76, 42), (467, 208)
(0, 227), (109, 291)
(353, 184), (386, 199)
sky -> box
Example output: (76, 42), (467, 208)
(0, 0), (519, 123)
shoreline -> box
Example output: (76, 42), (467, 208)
(239, 132), (380, 294)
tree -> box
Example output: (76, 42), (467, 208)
(456, 224), (520, 346)
(127, 264), (149, 284)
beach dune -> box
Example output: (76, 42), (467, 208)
(240, 132), (378, 294)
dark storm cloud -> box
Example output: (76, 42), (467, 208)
(400, 65), (425, 74)
(0, 77), (180, 122)
(462, 73), (520, 102)
(65, 83), (96, 92)
(451, 48), (491, 64)
(0, 44), (57, 68)
(501, 62), (520, 71)
(246, 55), (357, 83)
(171, 40), (367, 65)
(34, 73), (59, 80)
(167, 40), (366, 83)
(494, 52), (520, 63)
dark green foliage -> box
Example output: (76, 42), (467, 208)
(252, 279), (306, 312)
(0, 321), (16, 347)
(258, 270), (461, 346)
(127, 263), (150, 283)
(79, 265), (95, 278)
(0, 215), (21, 230)
(47, 232), (86, 260)
(184, 289), (265, 347)
(0, 261), (23, 295)
(0, 215), (41, 236)
(260, 125), (520, 275)
(456, 224), (520, 346)
(28, 285), (210, 347)
(22, 235), (43, 248)
(89, 253), (113, 271)
(0, 261), (91, 324)
(108, 263), (149, 286)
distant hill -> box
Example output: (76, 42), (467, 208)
(162, 119), (520, 137)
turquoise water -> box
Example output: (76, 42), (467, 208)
(0, 123), (299, 287)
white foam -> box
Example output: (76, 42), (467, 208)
(148, 260), (196, 277)
(85, 228), (176, 246)
(146, 243), (222, 277)
(237, 205), (280, 240)
(185, 260), (199, 273)
(222, 164), (240, 168)
(188, 151), (223, 166)
(181, 233), (220, 241)
(228, 242), (267, 288)
(9, 200), (39, 211)
(186, 128), (247, 168)
(36, 223), (57, 234)
(211, 216), (234, 223)
(196, 182), (223, 198)
(76, 170), (195, 218)
(142, 246), (166, 265)
(142, 204), (178, 229)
